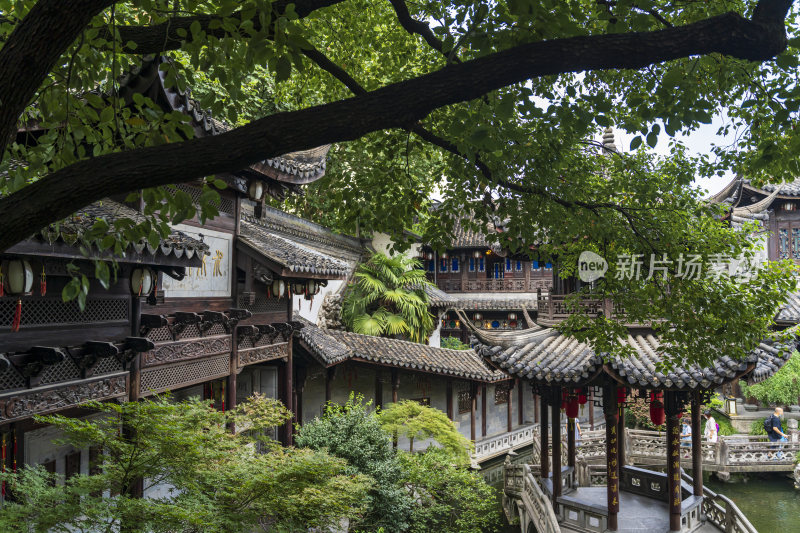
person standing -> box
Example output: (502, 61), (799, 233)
(703, 410), (718, 443)
(766, 407), (788, 460)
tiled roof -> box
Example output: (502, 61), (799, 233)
(424, 285), (541, 310)
(466, 315), (795, 389)
(239, 207), (364, 278)
(294, 317), (505, 381)
(28, 199), (208, 262)
(776, 291), (800, 324)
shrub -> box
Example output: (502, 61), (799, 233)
(440, 336), (470, 350)
(740, 351), (800, 407)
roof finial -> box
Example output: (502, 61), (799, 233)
(602, 126), (617, 154)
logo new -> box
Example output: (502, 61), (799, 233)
(578, 251), (608, 283)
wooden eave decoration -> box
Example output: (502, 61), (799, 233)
(73, 341), (120, 378)
(9, 346), (66, 387)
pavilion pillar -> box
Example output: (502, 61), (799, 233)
(589, 387), (595, 430)
(391, 370), (400, 403)
(617, 405), (626, 468)
(551, 387), (562, 505)
(666, 391), (682, 533)
(540, 390), (549, 480)
(567, 417), (576, 469)
(470, 382), (477, 441)
(517, 379), (524, 425)
(507, 381), (514, 432)
(603, 383), (619, 532)
(534, 392), (540, 423)
(691, 390), (703, 497)
(284, 350), (293, 446)
(375, 370), (383, 410)
(481, 384), (487, 438)
(446, 380), (453, 420)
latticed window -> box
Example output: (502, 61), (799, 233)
(777, 225), (800, 260)
(439, 258), (448, 273)
(427, 259), (435, 272)
(458, 389), (472, 414)
(516, 260), (523, 271)
(478, 257), (485, 272)
(469, 258), (475, 272)
(451, 257), (459, 272)
(495, 383), (511, 404)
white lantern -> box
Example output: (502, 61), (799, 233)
(248, 180), (264, 201)
(271, 279), (286, 298)
(508, 313), (517, 320)
(426, 252), (434, 260)
(306, 279), (317, 294)
(2, 259), (33, 295)
(441, 252), (449, 259)
(473, 250), (482, 258)
(474, 313), (483, 321)
(130, 267), (154, 296)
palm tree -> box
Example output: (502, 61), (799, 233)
(341, 253), (435, 343)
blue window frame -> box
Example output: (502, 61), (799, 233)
(478, 258), (485, 272)
(428, 259), (435, 272)
(545, 262), (552, 269)
(451, 257), (459, 272)
(505, 258), (512, 272)
(494, 263), (504, 279)
(440, 258), (448, 273)
(516, 260), (523, 271)
(469, 258), (475, 272)
(532, 260), (540, 270)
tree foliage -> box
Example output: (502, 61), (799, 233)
(377, 400), (473, 464)
(740, 350), (800, 406)
(342, 253), (435, 342)
(296, 394), (499, 532)
(0, 394), (370, 533)
(0, 0), (796, 366)
(440, 336), (471, 350)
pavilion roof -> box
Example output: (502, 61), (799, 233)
(294, 316), (506, 382)
(462, 310), (795, 390)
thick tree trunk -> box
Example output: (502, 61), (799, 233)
(0, 1), (792, 251)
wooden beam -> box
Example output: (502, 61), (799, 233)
(507, 381), (513, 433)
(540, 390), (549, 480)
(604, 383), (619, 532)
(618, 405), (626, 468)
(446, 380), (453, 420)
(666, 391), (682, 533)
(567, 416), (576, 469)
(481, 384), (487, 438)
(551, 387), (562, 505)
(691, 391), (703, 497)
(392, 370), (400, 403)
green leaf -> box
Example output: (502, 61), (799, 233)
(630, 136), (643, 150)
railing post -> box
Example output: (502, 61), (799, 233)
(551, 387), (562, 506)
(541, 390), (550, 480)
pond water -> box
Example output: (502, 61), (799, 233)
(706, 474), (800, 532)
(483, 448), (799, 533)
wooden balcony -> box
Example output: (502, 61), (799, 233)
(535, 293), (627, 326)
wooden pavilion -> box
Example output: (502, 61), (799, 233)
(463, 308), (794, 532)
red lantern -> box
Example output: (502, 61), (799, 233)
(577, 390), (588, 405)
(566, 397), (579, 419)
(649, 391), (665, 426)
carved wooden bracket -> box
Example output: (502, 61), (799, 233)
(118, 337), (156, 369)
(172, 312), (201, 337)
(139, 314), (168, 337)
(9, 347), (67, 388)
(236, 325), (258, 344)
(200, 311), (226, 334)
(73, 341), (120, 378)
(255, 324), (277, 345)
(274, 322), (294, 342)
(225, 308), (253, 333)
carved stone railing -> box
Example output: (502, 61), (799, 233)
(474, 423), (538, 461)
(722, 435), (800, 468)
(682, 472), (758, 533)
(517, 464), (561, 533)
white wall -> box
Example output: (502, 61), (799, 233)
(292, 279), (345, 323)
(371, 232), (421, 259)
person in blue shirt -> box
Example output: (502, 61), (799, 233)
(766, 407), (788, 460)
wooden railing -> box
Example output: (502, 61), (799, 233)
(436, 278), (552, 293)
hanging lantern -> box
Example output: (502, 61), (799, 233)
(129, 267), (154, 296)
(291, 281), (305, 295)
(508, 312), (517, 320)
(426, 252), (434, 260)
(473, 250), (482, 259)
(441, 252), (449, 259)
(271, 279), (285, 298)
(248, 180), (264, 201)
(649, 391), (665, 426)
(474, 312), (483, 321)
(577, 388), (588, 405)
(1, 260), (33, 295)
(617, 387), (628, 405)
(306, 279), (317, 295)
(566, 397), (579, 419)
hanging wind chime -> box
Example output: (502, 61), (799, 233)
(2, 259), (34, 333)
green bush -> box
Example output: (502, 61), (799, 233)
(440, 336), (470, 350)
(740, 351), (800, 407)
(750, 418), (767, 436)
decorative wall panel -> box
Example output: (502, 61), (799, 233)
(141, 335), (231, 367)
(139, 354), (229, 395)
(238, 342), (288, 367)
(0, 373), (128, 422)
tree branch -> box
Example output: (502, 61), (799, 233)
(111, 0), (345, 55)
(387, 0), (455, 61)
(0, 0), (114, 161)
(0, 5), (791, 252)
